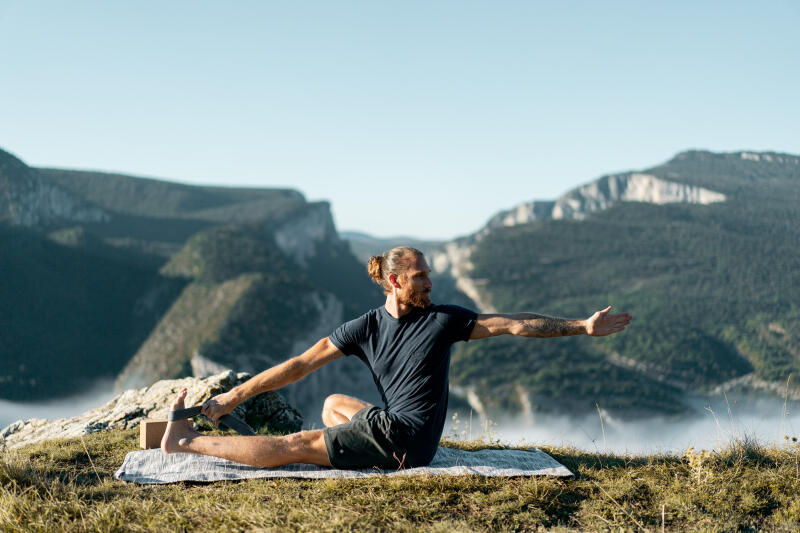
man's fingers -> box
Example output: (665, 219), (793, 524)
(598, 326), (626, 336)
(606, 313), (632, 324)
(200, 400), (221, 426)
(588, 308), (631, 336)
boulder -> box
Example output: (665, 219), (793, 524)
(0, 370), (302, 450)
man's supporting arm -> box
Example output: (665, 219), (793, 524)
(470, 306), (632, 340)
(201, 337), (343, 423)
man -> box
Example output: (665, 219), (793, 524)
(161, 246), (632, 469)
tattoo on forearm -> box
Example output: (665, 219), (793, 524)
(520, 314), (584, 337)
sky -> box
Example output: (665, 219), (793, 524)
(1, 1), (798, 239)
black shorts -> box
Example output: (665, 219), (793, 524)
(322, 406), (405, 470)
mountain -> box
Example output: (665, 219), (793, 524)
(115, 203), (384, 417)
(0, 147), (381, 418)
(6, 144), (800, 423)
(434, 150), (800, 419)
(1, 148), (184, 400)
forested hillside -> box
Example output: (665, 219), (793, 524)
(1, 147), (380, 414)
(442, 150), (800, 417)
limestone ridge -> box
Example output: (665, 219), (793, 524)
(431, 160), (730, 314)
(432, 238), (496, 313)
(0, 371), (303, 450)
(273, 202), (339, 267)
(0, 148), (109, 226)
(115, 201), (382, 421)
(485, 172), (726, 230)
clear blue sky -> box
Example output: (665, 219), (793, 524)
(1, 1), (797, 239)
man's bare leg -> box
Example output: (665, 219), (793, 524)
(161, 388), (331, 468)
(321, 394), (371, 427)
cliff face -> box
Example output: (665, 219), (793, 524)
(485, 172), (726, 230)
(0, 148), (109, 227)
(273, 202), (339, 267)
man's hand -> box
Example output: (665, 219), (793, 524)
(585, 306), (632, 336)
(201, 390), (240, 426)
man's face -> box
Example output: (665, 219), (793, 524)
(398, 255), (433, 308)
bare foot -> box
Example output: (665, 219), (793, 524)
(161, 388), (200, 454)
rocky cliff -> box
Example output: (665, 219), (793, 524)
(0, 148), (109, 227)
(115, 201), (382, 421)
(0, 371), (303, 450)
(485, 172), (726, 230)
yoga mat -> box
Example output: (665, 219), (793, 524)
(115, 446), (573, 484)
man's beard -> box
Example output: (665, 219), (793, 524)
(403, 288), (432, 309)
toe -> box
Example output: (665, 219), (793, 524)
(171, 388), (188, 410)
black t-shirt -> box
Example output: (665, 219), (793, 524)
(328, 304), (478, 465)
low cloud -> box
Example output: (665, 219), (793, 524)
(446, 394), (800, 454)
(0, 380), (116, 430)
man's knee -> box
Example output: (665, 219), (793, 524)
(322, 394), (348, 414)
(321, 394), (370, 427)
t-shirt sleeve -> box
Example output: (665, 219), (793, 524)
(435, 305), (479, 343)
(328, 313), (369, 357)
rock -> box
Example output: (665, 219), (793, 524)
(0, 148), (110, 227)
(273, 202), (340, 268)
(431, 171), (729, 316)
(483, 173), (726, 231)
(0, 370), (303, 450)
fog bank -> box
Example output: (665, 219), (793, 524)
(4, 386), (800, 456)
(0, 380), (117, 430)
(446, 394), (800, 455)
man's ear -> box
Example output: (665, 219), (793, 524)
(388, 273), (401, 289)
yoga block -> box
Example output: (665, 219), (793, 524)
(140, 420), (168, 449)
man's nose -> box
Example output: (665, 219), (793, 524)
(425, 278), (433, 289)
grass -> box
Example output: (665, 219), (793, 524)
(2, 429), (800, 531)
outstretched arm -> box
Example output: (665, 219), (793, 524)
(469, 306), (632, 340)
(201, 337), (343, 424)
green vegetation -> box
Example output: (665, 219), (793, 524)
(452, 335), (684, 415)
(452, 151), (800, 415)
(37, 168), (306, 223)
(0, 224), (185, 400)
(118, 213), (381, 393)
(721, 310), (800, 382)
(2, 147), (376, 402)
(161, 224), (294, 283)
(3, 429), (800, 531)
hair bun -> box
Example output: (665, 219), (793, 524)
(367, 255), (384, 284)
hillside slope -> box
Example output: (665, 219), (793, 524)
(0, 149), (185, 400)
(436, 150), (800, 418)
(1, 147), (381, 412)
(117, 205), (384, 419)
